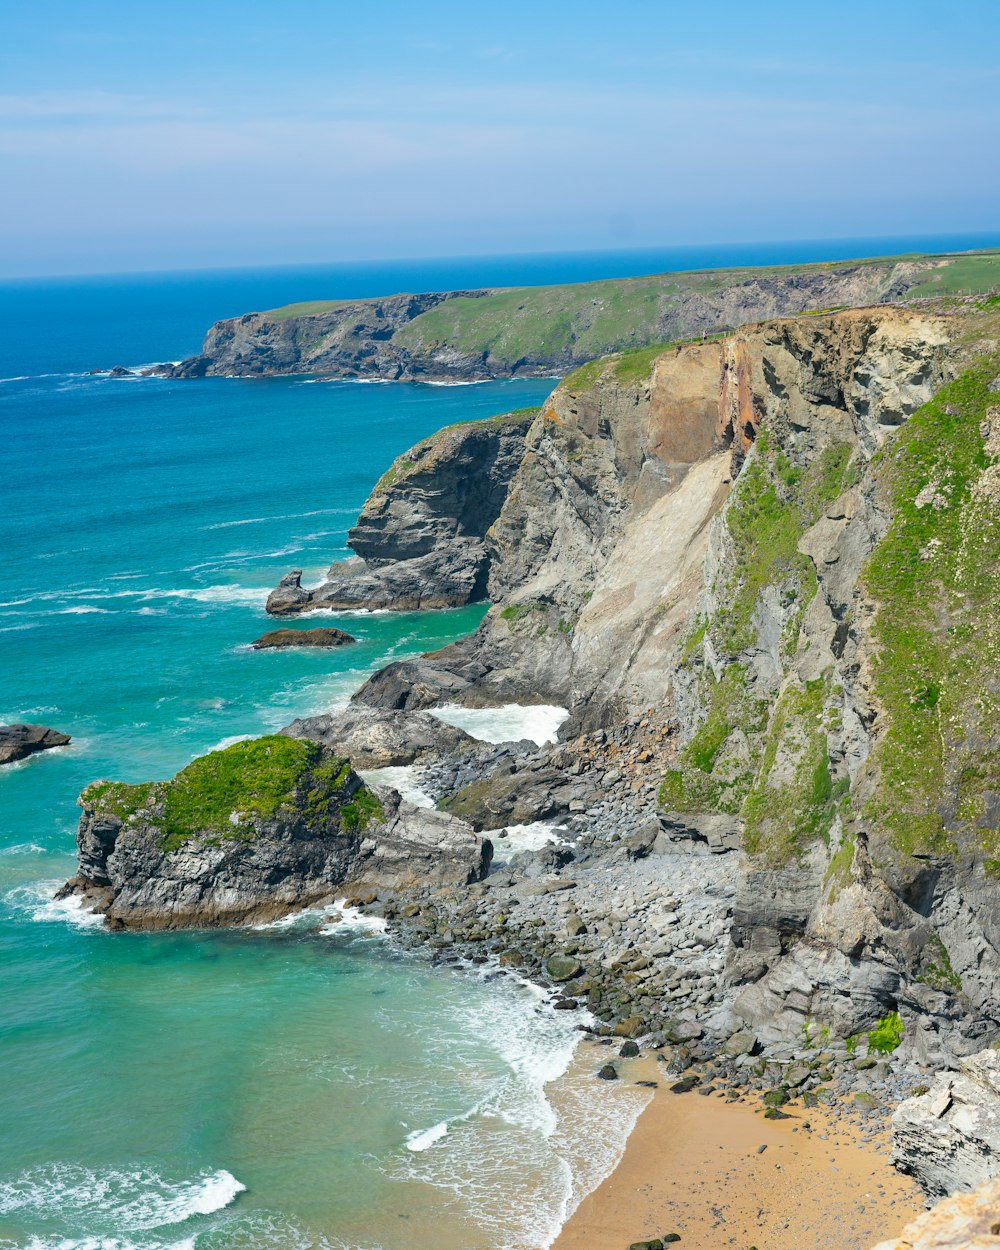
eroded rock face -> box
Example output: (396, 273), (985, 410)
(58, 736), (489, 930)
(267, 414), (533, 614)
(0, 723), (71, 766)
(893, 1051), (1000, 1199)
(153, 260), (934, 382)
(158, 290), (489, 380)
(872, 1177), (1000, 1250)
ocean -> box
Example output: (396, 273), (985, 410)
(1, 231), (997, 1250)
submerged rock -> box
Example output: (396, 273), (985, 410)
(250, 627), (356, 649)
(57, 735), (489, 930)
(0, 723), (71, 766)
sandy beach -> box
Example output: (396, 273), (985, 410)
(554, 1058), (924, 1250)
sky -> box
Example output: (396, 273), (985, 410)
(1, 0), (999, 277)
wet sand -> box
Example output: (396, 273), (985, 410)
(554, 1062), (924, 1250)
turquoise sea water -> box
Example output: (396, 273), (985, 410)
(2, 234), (998, 1250)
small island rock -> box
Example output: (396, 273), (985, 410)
(0, 724), (71, 766)
(251, 626), (356, 650)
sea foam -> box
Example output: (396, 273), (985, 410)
(4, 881), (106, 931)
(0, 1164), (245, 1229)
(431, 703), (569, 746)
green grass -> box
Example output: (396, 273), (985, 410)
(267, 299), (353, 320)
(861, 360), (1000, 858)
(742, 675), (839, 863)
(918, 934), (962, 993)
(84, 736), (382, 853)
(256, 253), (1000, 379)
(370, 407), (539, 495)
(499, 601), (547, 628)
(658, 432), (860, 859)
(901, 254), (1000, 299)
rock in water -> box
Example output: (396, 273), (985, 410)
(57, 735), (490, 930)
(0, 723), (71, 766)
(265, 412), (533, 614)
(250, 627), (356, 649)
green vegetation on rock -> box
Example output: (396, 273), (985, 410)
(84, 736), (382, 853)
(867, 1011), (904, 1055)
(918, 934), (963, 993)
(861, 359), (1000, 859)
(659, 432), (860, 861)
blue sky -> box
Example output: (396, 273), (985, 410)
(2, 0), (998, 276)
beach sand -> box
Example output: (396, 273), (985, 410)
(554, 1058), (924, 1250)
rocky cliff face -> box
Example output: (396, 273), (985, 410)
(152, 257), (953, 382)
(346, 298), (1000, 1060)
(266, 411), (534, 614)
(58, 735), (489, 929)
(893, 1050), (1000, 1199)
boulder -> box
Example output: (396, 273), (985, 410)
(546, 954), (583, 983)
(281, 705), (480, 769)
(0, 723), (71, 766)
(870, 1176), (1000, 1250)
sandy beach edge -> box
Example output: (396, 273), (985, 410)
(551, 1051), (925, 1250)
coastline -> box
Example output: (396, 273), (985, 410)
(552, 1057), (923, 1250)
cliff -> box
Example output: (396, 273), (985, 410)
(345, 295), (1000, 1061)
(266, 409), (536, 614)
(152, 251), (1000, 382)
(57, 735), (489, 929)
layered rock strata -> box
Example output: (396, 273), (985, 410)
(893, 1051), (1000, 1199)
(342, 300), (1000, 1064)
(153, 255), (958, 382)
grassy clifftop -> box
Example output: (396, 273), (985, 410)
(266, 252), (1000, 372)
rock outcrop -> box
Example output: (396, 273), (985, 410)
(266, 411), (534, 614)
(0, 723), (71, 765)
(893, 1050), (1000, 1199)
(872, 1177), (1000, 1250)
(281, 706), (483, 770)
(158, 290), (488, 380)
(341, 298), (1000, 1061)
(57, 735), (489, 929)
(250, 627), (356, 649)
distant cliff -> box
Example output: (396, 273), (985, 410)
(152, 251), (1000, 382)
